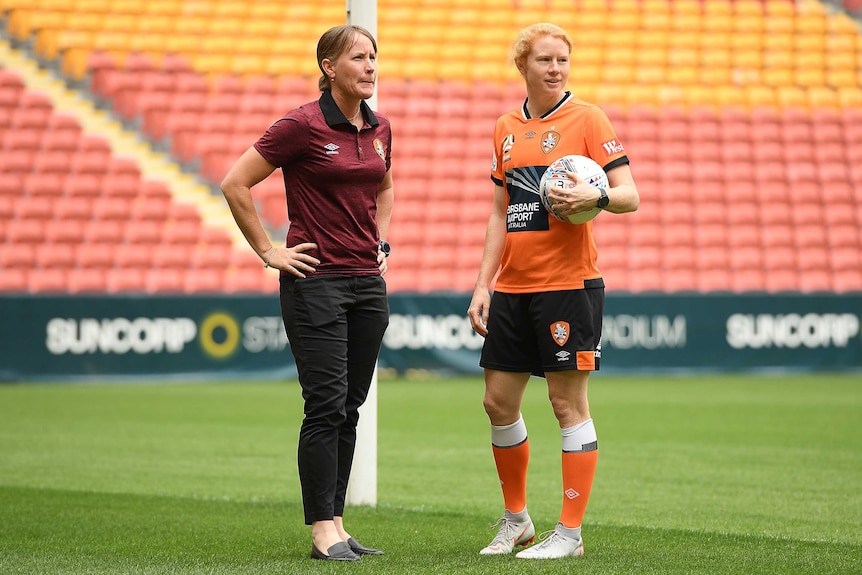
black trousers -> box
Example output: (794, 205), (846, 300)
(279, 274), (389, 525)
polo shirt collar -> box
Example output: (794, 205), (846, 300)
(320, 90), (379, 128)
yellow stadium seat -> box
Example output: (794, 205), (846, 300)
(764, 0), (794, 17)
(764, 15), (794, 35)
(762, 33), (793, 52)
(602, 64), (635, 84)
(112, 0), (147, 14)
(826, 34), (857, 54)
(776, 86), (807, 109)
(637, 31), (669, 49)
(635, 47), (666, 67)
(212, 1), (249, 19)
(729, 31), (762, 52)
(702, 12), (732, 33)
(641, 11), (671, 31)
(668, 32), (700, 52)
(640, 0), (669, 13)
(837, 87), (862, 108)
(762, 50), (793, 69)
(733, 14), (763, 34)
(701, 49), (731, 69)
(700, 67), (731, 86)
(714, 85), (746, 108)
(796, 71), (828, 91)
(102, 13), (138, 33)
(666, 66), (698, 85)
(795, 34), (826, 53)
(174, 16), (208, 36)
(732, 49), (763, 71)
(141, 0), (181, 15)
(807, 86), (838, 109)
(671, 12), (701, 31)
(703, 0), (732, 15)
(746, 85), (776, 107)
(635, 66), (666, 85)
(827, 13), (859, 36)
(668, 48), (698, 67)
(761, 68), (794, 87)
(826, 69), (859, 89)
(733, 0), (763, 15)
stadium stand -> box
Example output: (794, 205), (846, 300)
(0, 0), (860, 294)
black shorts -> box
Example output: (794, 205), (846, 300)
(480, 280), (604, 377)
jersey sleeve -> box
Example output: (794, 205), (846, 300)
(490, 116), (505, 187)
(253, 111), (309, 168)
(585, 106), (628, 171)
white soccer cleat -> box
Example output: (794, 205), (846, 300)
(479, 510), (535, 555)
(515, 522), (584, 559)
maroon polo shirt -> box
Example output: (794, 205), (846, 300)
(254, 90), (392, 276)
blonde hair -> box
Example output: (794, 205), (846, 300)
(316, 25), (378, 92)
(511, 23), (573, 70)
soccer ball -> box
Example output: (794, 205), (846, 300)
(539, 155), (609, 224)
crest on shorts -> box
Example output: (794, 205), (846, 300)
(550, 321), (570, 347)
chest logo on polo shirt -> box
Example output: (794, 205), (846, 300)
(373, 138), (385, 160)
(541, 129), (561, 154)
(324, 143), (339, 155)
(551, 321), (570, 347)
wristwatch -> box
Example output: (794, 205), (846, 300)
(379, 240), (391, 258)
(596, 187), (610, 209)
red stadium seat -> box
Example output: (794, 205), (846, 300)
(183, 269), (225, 293)
(36, 244), (75, 270)
(67, 269), (108, 293)
(151, 244), (193, 269)
(145, 269), (185, 293)
(0, 244), (36, 269)
(47, 220), (86, 244)
(105, 268), (146, 293)
(75, 243), (115, 269)
(83, 220), (123, 244)
(115, 244), (153, 269)
(0, 268), (28, 291)
(27, 269), (69, 293)
(6, 219), (45, 244)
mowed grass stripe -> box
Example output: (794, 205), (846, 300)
(1, 375), (860, 575)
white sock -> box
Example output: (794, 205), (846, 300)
(560, 419), (597, 453)
(491, 415), (528, 448)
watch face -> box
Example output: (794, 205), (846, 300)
(379, 241), (391, 255)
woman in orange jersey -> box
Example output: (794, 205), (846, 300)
(467, 22), (639, 560)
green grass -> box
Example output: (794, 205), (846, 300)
(1, 374), (860, 574)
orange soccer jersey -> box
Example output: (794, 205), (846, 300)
(490, 92), (628, 293)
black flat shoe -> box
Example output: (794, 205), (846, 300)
(310, 541), (360, 561)
(347, 537), (384, 556)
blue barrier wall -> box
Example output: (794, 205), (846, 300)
(0, 293), (860, 381)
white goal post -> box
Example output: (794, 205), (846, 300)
(345, 0), (379, 507)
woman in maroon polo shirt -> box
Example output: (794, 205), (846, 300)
(220, 25), (393, 562)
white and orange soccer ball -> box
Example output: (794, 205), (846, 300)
(539, 154), (609, 224)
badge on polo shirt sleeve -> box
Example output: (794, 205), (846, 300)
(373, 138), (385, 160)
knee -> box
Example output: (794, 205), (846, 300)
(483, 393), (518, 424)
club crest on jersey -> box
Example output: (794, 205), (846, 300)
(551, 321), (570, 347)
(541, 130), (561, 154)
(373, 138), (385, 160)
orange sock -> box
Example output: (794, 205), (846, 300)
(559, 419), (598, 528)
(560, 449), (598, 528)
(492, 439), (530, 513)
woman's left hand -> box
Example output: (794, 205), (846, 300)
(377, 250), (388, 275)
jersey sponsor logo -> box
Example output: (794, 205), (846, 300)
(373, 138), (385, 160)
(551, 321), (570, 346)
(541, 129), (561, 154)
(602, 139), (624, 155)
(505, 167), (550, 232)
(324, 143), (340, 155)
